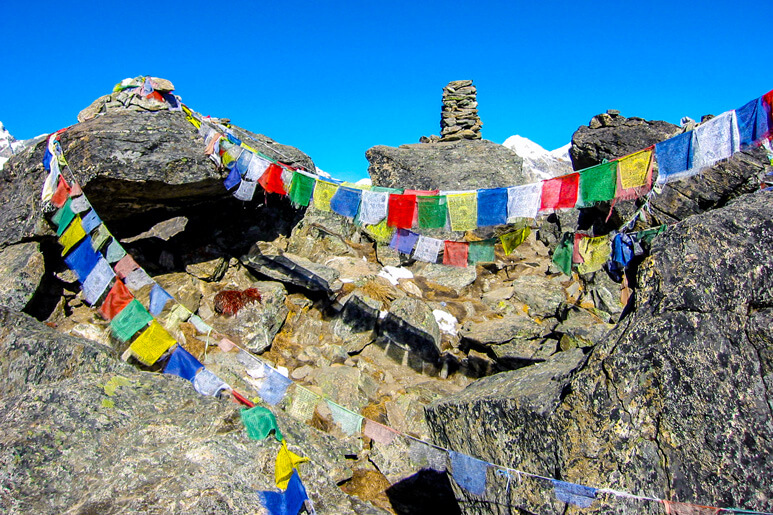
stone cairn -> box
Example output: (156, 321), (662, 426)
(440, 80), (482, 141)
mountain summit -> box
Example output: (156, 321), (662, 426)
(502, 134), (573, 180)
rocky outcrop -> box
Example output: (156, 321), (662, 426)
(440, 80), (482, 142)
(367, 139), (528, 190)
(426, 192), (773, 514)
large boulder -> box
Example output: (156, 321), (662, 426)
(366, 139), (528, 189)
(425, 191), (773, 514)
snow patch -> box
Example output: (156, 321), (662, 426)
(432, 309), (458, 336)
(378, 266), (414, 286)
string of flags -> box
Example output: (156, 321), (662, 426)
(180, 87), (773, 270)
(37, 83), (773, 514)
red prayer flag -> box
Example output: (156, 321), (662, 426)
(443, 241), (469, 267)
(762, 89), (773, 139)
(50, 176), (71, 208)
(540, 173), (579, 212)
(573, 233), (585, 264)
(69, 182), (83, 197)
(387, 194), (417, 229)
(146, 90), (165, 102)
(99, 278), (134, 320)
(258, 163), (287, 195)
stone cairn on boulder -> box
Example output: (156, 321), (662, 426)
(77, 76), (180, 123)
(440, 79), (482, 141)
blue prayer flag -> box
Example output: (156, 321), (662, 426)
(257, 470), (308, 515)
(259, 368), (292, 406)
(329, 187), (362, 218)
(449, 451), (487, 496)
(149, 283), (174, 316)
(64, 236), (101, 282)
(224, 167), (241, 190)
(551, 479), (597, 508)
(226, 132), (242, 146)
(736, 97), (770, 147)
(389, 228), (419, 255)
(611, 233), (634, 268)
(476, 188), (508, 226)
(163, 346), (203, 383)
(655, 131), (692, 184)
(81, 210), (101, 233)
(42, 147), (52, 171)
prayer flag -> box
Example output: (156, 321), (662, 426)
(59, 216), (86, 256)
(500, 226), (530, 255)
(551, 480), (597, 508)
(476, 188), (508, 226)
(81, 210), (101, 233)
(234, 147), (253, 175)
(245, 155), (272, 181)
(616, 148), (653, 200)
(468, 241), (495, 264)
(70, 195), (91, 214)
(443, 241), (468, 267)
(223, 167), (241, 190)
(552, 233), (574, 276)
(326, 400), (363, 436)
(408, 439), (447, 471)
(662, 500), (721, 515)
(69, 181), (83, 197)
(258, 470), (308, 514)
(41, 162), (60, 203)
(578, 161), (617, 206)
(123, 269), (153, 292)
(540, 173), (579, 212)
(114, 255), (140, 279)
(129, 321), (176, 365)
(163, 345), (203, 382)
(99, 279), (134, 320)
(275, 441), (310, 490)
(358, 190), (390, 225)
(149, 283), (174, 315)
(55, 200), (77, 236)
(82, 257), (115, 305)
(313, 180), (338, 212)
(193, 368), (229, 396)
(221, 145), (243, 169)
(416, 195), (447, 229)
(389, 228), (419, 255)
(51, 176), (71, 208)
(110, 299), (153, 342)
(412, 235), (443, 263)
(446, 193), (478, 231)
(655, 131), (692, 184)
(329, 186), (362, 218)
(218, 337), (236, 352)
(288, 386), (319, 422)
(240, 406), (283, 442)
(449, 451), (488, 496)
(51, 198), (72, 227)
(233, 179), (257, 201)
(690, 110), (740, 171)
(387, 194), (417, 229)
(364, 219), (394, 244)
(105, 239), (127, 263)
(259, 163), (287, 195)
(573, 233), (585, 264)
(404, 189), (438, 226)
(259, 368), (292, 406)
(577, 235), (611, 274)
(735, 97), (770, 147)
(611, 233), (634, 269)
(288, 171), (315, 207)
(363, 419), (398, 445)
(91, 225), (111, 252)
(64, 237), (101, 282)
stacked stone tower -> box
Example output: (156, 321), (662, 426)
(440, 80), (482, 141)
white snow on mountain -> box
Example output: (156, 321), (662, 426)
(502, 135), (573, 180)
(0, 121), (47, 170)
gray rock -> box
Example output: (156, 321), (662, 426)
(413, 262), (477, 295)
(510, 275), (565, 317)
(333, 291), (381, 354)
(366, 139), (527, 190)
(243, 245), (343, 294)
(0, 242), (45, 311)
(490, 338), (557, 366)
(380, 297), (441, 362)
(461, 315), (552, 348)
(555, 307), (615, 349)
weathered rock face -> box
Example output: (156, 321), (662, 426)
(426, 192), (773, 514)
(367, 139), (527, 190)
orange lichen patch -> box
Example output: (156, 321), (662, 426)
(213, 288), (262, 316)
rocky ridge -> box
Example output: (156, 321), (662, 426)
(0, 80), (771, 514)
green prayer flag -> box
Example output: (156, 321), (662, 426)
(552, 233), (574, 276)
(51, 197), (72, 226)
(468, 240), (496, 264)
(110, 299), (153, 342)
(371, 186), (403, 194)
(637, 224), (667, 245)
(579, 161), (617, 207)
(54, 198), (76, 236)
(240, 406), (283, 442)
(417, 196), (447, 229)
(288, 171), (316, 207)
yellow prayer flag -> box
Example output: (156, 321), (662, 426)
(618, 149), (653, 190)
(447, 193), (478, 232)
(500, 226), (531, 255)
(59, 216), (86, 255)
(313, 180), (338, 212)
(275, 440), (310, 490)
(577, 235), (611, 274)
(129, 321), (177, 366)
(364, 219), (395, 244)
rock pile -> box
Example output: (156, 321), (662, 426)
(440, 80), (482, 141)
(77, 76), (181, 122)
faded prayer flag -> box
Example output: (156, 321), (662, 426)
(467, 241), (495, 264)
(358, 190), (390, 225)
(551, 480), (597, 508)
(577, 235), (611, 274)
(449, 450), (488, 496)
(446, 193), (478, 231)
(192, 368), (229, 396)
(443, 241), (468, 268)
(690, 110), (740, 171)
(149, 283), (174, 315)
(552, 233), (574, 276)
(412, 235), (443, 263)
(114, 255), (140, 279)
(326, 400), (363, 436)
(363, 419), (398, 445)
(82, 257), (115, 306)
(259, 368), (292, 406)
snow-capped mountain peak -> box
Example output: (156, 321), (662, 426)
(502, 134), (573, 180)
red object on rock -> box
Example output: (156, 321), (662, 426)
(214, 288), (262, 316)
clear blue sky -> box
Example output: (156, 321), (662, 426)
(2, 1), (770, 182)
